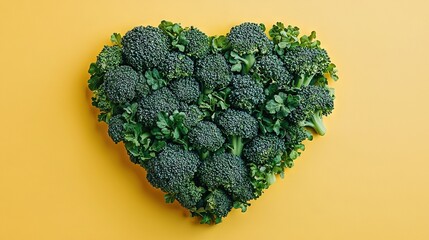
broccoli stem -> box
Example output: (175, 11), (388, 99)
(231, 135), (244, 156)
(201, 150), (210, 160)
(296, 75), (315, 88)
(303, 113), (326, 136)
(234, 54), (255, 74)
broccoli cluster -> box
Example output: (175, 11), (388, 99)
(88, 20), (338, 224)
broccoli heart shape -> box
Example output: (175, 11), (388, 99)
(88, 20), (338, 225)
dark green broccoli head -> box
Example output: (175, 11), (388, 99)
(288, 85), (334, 135)
(158, 52), (194, 80)
(195, 54), (232, 90)
(104, 65), (138, 104)
(135, 73), (151, 99)
(169, 77), (201, 104)
(228, 75), (265, 110)
(227, 22), (272, 55)
(136, 87), (180, 127)
(122, 26), (169, 71)
(198, 153), (255, 201)
(243, 135), (286, 165)
(107, 115), (125, 143)
(182, 27), (210, 58)
(175, 181), (205, 209)
(179, 104), (204, 128)
(216, 109), (258, 139)
(254, 54), (292, 88)
(146, 144), (200, 193)
(206, 189), (233, 218)
(96, 45), (122, 73)
(283, 124), (311, 149)
(188, 121), (225, 152)
(281, 46), (331, 87)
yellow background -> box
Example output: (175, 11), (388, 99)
(1, 0), (428, 239)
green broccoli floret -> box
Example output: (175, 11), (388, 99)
(179, 104), (204, 128)
(254, 54), (292, 89)
(169, 77), (201, 104)
(188, 121), (225, 153)
(175, 181), (205, 209)
(243, 134), (286, 165)
(136, 87), (180, 127)
(281, 46), (331, 88)
(135, 73), (151, 98)
(198, 152), (255, 202)
(228, 75), (265, 110)
(227, 22), (272, 55)
(195, 53), (232, 90)
(158, 52), (194, 80)
(96, 45), (123, 73)
(182, 27), (210, 58)
(122, 26), (169, 71)
(283, 123), (311, 150)
(288, 85), (334, 135)
(146, 144), (200, 194)
(107, 115), (125, 143)
(216, 109), (258, 156)
(206, 189), (233, 218)
(104, 65), (138, 104)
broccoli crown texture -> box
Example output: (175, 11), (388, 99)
(198, 153), (255, 201)
(104, 65), (138, 104)
(255, 54), (292, 88)
(188, 121), (225, 152)
(169, 77), (201, 104)
(182, 27), (210, 58)
(243, 134), (286, 165)
(136, 87), (180, 126)
(96, 45), (122, 73)
(158, 52), (194, 80)
(228, 75), (265, 110)
(180, 104), (204, 128)
(107, 115), (125, 143)
(122, 26), (170, 71)
(206, 189), (233, 218)
(227, 22), (272, 55)
(216, 109), (258, 139)
(195, 54), (232, 90)
(175, 181), (205, 209)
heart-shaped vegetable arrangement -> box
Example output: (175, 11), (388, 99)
(88, 20), (338, 224)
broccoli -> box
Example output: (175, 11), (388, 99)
(136, 87), (180, 127)
(179, 104), (204, 128)
(168, 77), (201, 104)
(206, 189), (233, 218)
(188, 121), (225, 154)
(146, 144), (200, 194)
(216, 109), (258, 156)
(227, 22), (272, 55)
(107, 115), (125, 143)
(135, 73), (151, 98)
(104, 65), (138, 104)
(122, 26), (169, 71)
(254, 54), (292, 89)
(288, 85), (334, 135)
(175, 181), (205, 209)
(228, 75), (265, 110)
(158, 52), (194, 80)
(281, 46), (331, 88)
(243, 134), (286, 165)
(198, 152), (255, 202)
(96, 45), (122, 73)
(182, 27), (210, 58)
(195, 53), (232, 90)
(283, 123), (311, 150)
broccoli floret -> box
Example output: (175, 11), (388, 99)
(195, 54), (232, 90)
(158, 52), (194, 80)
(136, 87), (180, 127)
(206, 189), (233, 218)
(243, 134), (286, 165)
(146, 144), (200, 194)
(182, 27), (210, 58)
(288, 85), (334, 135)
(283, 124), (311, 150)
(227, 22), (272, 55)
(175, 181), (205, 209)
(254, 54), (292, 88)
(135, 73), (151, 98)
(104, 65), (138, 104)
(169, 77), (201, 104)
(216, 109), (258, 156)
(179, 104), (204, 128)
(122, 26), (169, 71)
(228, 75), (265, 110)
(107, 115), (125, 143)
(188, 121), (225, 153)
(281, 46), (331, 87)
(96, 45), (123, 73)
(198, 153), (255, 201)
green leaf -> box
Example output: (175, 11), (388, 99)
(110, 33), (122, 47)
